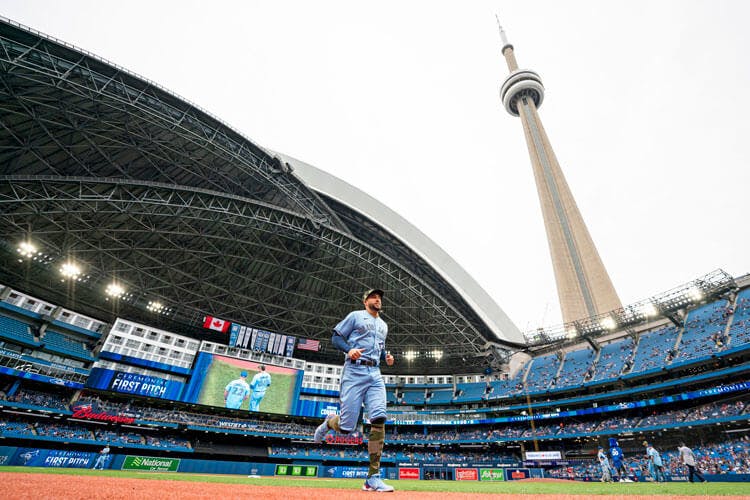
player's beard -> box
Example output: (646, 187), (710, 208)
(368, 303), (381, 314)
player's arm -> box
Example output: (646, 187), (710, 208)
(332, 312), (364, 359)
(380, 348), (394, 366)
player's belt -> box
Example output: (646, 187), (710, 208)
(347, 358), (378, 367)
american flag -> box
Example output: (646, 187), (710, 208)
(297, 338), (320, 352)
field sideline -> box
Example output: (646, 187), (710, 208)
(2, 466), (749, 497)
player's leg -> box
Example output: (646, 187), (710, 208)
(329, 365), (368, 434)
(361, 368), (393, 492)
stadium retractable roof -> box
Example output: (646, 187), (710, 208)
(0, 17), (522, 373)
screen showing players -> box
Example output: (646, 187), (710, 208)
(182, 352), (303, 415)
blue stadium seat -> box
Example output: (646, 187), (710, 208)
(0, 314), (40, 347)
(629, 325), (680, 374)
(41, 330), (95, 362)
(589, 337), (634, 382)
(523, 353), (560, 392)
(556, 347), (595, 388)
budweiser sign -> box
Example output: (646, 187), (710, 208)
(325, 433), (364, 446)
(71, 404), (135, 424)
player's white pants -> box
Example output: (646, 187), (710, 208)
(338, 364), (386, 432)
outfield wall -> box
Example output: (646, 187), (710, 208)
(2, 445), (749, 482)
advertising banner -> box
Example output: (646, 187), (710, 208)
(525, 451), (562, 460)
(0, 446), (17, 466)
(455, 468), (479, 481)
(323, 466), (372, 479)
(86, 367), (184, 400)
(122, 455), (180, 472)
(506, 468), (531, 481)
(13, 448), (95, 468)
(399, 467), (420, 480)
(479, 468), (506, 481)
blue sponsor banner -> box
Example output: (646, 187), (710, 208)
(13, 448), (96, 468)
(323, 466), (376, 479)
(86, 367), (184, 400)
(294, 399), (340, 418)
(0, 446), (17, 466)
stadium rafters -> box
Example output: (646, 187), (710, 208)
(0, 17), (523, 373)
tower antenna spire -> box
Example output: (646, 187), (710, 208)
(495, 15), (510, 47)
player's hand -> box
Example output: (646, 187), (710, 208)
(385, 353), (394, 366)
(348, 348), (364, 360)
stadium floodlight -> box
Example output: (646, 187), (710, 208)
(600, 317), (617, 330)
(17, 241), (36, 258)
(431, 349), (443, 360)
(688, 286), (703, 301)
(638, 302), (658, 318)
(147, 300), (164, 312)
(566, 327), (578, 340)
(60, 262), (81, 279)
(403, 350), (417, 361)
(105, 283), (125, 298)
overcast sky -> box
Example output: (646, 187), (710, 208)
(3, 0), (748, 334)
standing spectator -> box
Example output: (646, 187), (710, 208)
(92, 444), (110, 470)
(643, 441), (665, 482)
(678, 442), (707, 483)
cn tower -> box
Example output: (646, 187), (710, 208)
(498, 24), (622, 325)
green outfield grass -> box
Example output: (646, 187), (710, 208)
(1, 467), (748, 495)
(198, 359), (293, 414)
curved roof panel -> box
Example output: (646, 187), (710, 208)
(0, 17), (522, 373)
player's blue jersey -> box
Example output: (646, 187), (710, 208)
(334, 310), (388, 363)
(610, 445), (624, 464)
(251, 372), (272, 395)
(225, 378), (250, 409)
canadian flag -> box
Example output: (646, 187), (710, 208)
(203, 315), (230, 333)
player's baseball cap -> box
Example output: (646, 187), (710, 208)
(240, 371), (248, 377)
(642, 440), (649, 446)
(363, 288), (385, 301)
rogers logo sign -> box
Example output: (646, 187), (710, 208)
(455, 468), (478, 481)
(399, 468), (420, 480)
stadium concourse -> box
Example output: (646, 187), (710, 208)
(1, 15), (750, 492)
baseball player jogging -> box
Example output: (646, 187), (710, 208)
(249, 365), (272, 412)
(92, 444), (110, 470)
(224, 370), (251, 409)
(314, 288), (395, 492)
(644, 441), (665, 482)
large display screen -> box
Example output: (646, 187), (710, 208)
(182, 352), (303, 415)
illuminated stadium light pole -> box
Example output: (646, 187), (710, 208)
(498, 21), (623, 326)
